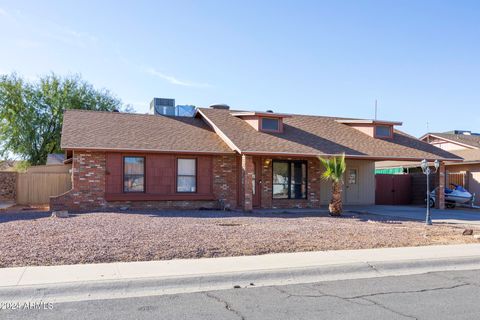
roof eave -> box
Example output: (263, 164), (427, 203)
(241, 150), (461, 162)
(61, 146), (235, 155)
(336, 119), (403, 126)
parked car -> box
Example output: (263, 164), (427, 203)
(428, 184), (473, 209)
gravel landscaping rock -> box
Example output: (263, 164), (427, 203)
(0, 210), (478, 268)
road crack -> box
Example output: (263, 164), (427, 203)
(365, 261), (381, 274)
(359, 297), (418, 319)
(204, 292), (246, 320)
(274, 282), (469, 319)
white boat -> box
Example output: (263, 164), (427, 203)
(429, 184), (473, 208)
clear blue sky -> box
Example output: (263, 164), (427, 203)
(0, 0), (479, 137)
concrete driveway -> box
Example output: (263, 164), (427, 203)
(348, 205), (480, 225)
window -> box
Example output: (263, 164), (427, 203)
(375, 125), (392, 138)
(177, 158), (196, 192)
(348, 169), (357, 184)
(123, 157), (145, 192)
(261, 117), (280, 131)
(272, 161), (307, 199)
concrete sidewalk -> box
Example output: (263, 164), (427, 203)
(2, 244), (480, 288)
(2, 244), (480, 303)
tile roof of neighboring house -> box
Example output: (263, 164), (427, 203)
(424, 133), (480, 149)
(198, 108), (460, 161)
(61, 110), (233, 154)
(46, 153), (65, 165)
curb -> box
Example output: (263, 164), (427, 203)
(1, 256), (480, 303)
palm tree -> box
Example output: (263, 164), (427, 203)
(319, 153), (346, 216)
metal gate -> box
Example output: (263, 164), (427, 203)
(375, 174), (412, 205)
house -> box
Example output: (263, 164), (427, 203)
(50, 104), (460, 212)
(46, 153), (65, 165)
(376, 130), (480, 205)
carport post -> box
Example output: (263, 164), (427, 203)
(436, 162), (446, 210)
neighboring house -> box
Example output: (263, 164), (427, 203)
(0, 160), (17, 171)
(46, 153), (65, 165)
(50, 105), (459, 211)
(376, 130), (480, 205)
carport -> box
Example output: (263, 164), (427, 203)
(375, 160), (448, 209)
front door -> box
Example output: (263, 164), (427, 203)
(345, 167), (359, 204)
(252, 158), (262, 208)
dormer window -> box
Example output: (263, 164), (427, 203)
(231, 111), (290, 133)
(375, 125), (393, 138)
(335, 119), (401, 140)
(261, 117), (280, 131)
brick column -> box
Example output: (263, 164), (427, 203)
(436, 162), (446, 209)
(241, 155), (254, 212)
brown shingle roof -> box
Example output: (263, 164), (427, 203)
(198, 108), (460, 161)
(375, 149), (480, 169)
(426, 133), (480, 149)
(446, 149), (480, 164)
(61, 110), (233, 154)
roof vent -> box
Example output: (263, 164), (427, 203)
(266, 110), (274, 113)
(452, 130), (472, 135)
(209, 103), (230, 110)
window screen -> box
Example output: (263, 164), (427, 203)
(177, 159), (196, 192)
(375, 125), (391, 138)
(124, 157), (145, 192)
(261, 118), (280, 131)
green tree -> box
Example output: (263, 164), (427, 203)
(0, 73), (132, 165)
(319, 153), (346, 216)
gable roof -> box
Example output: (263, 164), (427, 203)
(61, 110), (233, 154)
(198, 108), (460, 161)
(420, 132), (480, 149)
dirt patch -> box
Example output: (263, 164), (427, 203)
(0, 204), (49, 213)
(0, 210), (478, 268)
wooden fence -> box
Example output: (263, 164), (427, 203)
(446, 172), (466, 187)
(16, 165), (72, 205)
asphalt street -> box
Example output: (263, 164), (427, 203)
(2, 269), (480, 319)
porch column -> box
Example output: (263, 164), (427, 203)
(241, 154), (254, 212)
(435, 161), (446, 209)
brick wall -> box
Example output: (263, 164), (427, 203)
(241, 155), (254, 211)
(50, 150), (327, 212)
(50, 151), (107, 211)
(212, 155), (237, 210)
(51, 151), (238, 211)
(0, 171), (17, 201)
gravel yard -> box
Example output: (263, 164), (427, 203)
(0, 210), (479, 268)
